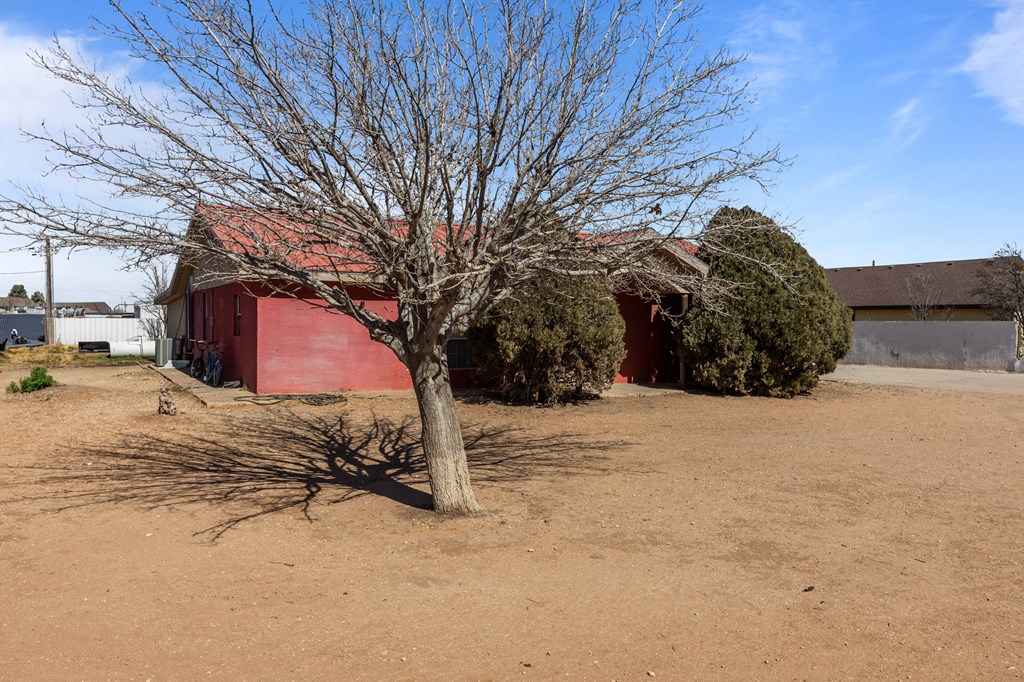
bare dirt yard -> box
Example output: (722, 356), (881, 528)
(1, 364), (1022, 681)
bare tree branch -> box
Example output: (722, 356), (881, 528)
(905, 271), (953, 322)
(0, 0), (781, 513)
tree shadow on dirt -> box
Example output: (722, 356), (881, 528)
(9, 410), (626, 539)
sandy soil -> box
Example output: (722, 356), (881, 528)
(1, 364), (1022, 681)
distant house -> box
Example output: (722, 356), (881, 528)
(0, 296), (34, 312)
(156, 205), (707, 394)
(53, 302), (115, 317)
(825, 259), (1004, 321)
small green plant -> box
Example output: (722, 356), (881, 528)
(6, 366), (57, 394)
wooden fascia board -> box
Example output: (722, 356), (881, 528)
(659, 240), (709, 277)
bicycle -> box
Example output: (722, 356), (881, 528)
(190, 339), (224, 387)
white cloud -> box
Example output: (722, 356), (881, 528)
(0, 27), (89, 185)
(0, 23), (156, 302)
(962, 0), (1024, 125)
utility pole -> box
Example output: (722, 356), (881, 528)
(44, 237), (54, 345)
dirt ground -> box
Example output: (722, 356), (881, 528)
(1, 364), (1022, 681)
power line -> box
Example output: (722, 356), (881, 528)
(0, 270), (46, 275)
(61, 278), (136, 298)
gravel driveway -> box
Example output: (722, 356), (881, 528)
(824, 363), (1024, 395)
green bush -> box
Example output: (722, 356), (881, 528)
(6, 366), (57, 394)
(468, 275), (626, 404)
(680, 206), (852, 397)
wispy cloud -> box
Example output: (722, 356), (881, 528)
(813, 162), (870, 192)
(888, 98), (928, 147)
(962, 0), (1024, 125)
(729, 1), (836, 94)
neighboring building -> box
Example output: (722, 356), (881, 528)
(53, 302), (115, 317)
(0, 296), (34, 312)
(156, 205), (707, 394)
(825, 258), (1004, 322)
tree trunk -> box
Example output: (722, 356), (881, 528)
(409, 349), (481, 514)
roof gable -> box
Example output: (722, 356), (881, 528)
(0, 296), (35, 308)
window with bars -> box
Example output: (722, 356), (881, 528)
(446, 337), (475, 369)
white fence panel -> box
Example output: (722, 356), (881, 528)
(51, 317), (150, 345)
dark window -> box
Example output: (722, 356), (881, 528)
(207, 291), (215, 338)
(200, 291), (207, 339)
(234, 294), (242, 336)
(446, 337), (475, 369)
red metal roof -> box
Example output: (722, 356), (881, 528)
(197, 204), (375, 272)
(678, 240), (698, 255)
(199, 204), (703, 269)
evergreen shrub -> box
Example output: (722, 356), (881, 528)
(468, 275), (626, 404)
(680, 207), (852, 397)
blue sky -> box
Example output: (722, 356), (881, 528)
(1, 0), (1022, 303)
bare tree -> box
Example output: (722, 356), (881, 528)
(973, 244), (1024, 322)
(0, 0), (780, 513)
(905, 272), (952, 321)
(973, 244), (1024, 356)
(135, 258), (173, 339)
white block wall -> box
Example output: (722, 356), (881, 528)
(51, 317), (150, 345)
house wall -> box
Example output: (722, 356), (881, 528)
(184, 285), (682, 393)
(614, 293), (679, 384)
(852, 306), (998, 322)
(448, 367), (475, 389)
(165, 296), (188, 340)
(254, 286), (412, 393)
(190, 283), (259, 388)
(227, 284), (259, 388)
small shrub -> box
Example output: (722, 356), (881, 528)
(468, 275), (626, 404)
(7, 366), (57, 394)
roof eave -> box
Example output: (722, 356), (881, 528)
(658, 239), (709, 277)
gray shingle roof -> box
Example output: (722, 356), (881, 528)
(825, 259), (993, 308)
(0, 296), (35, 308)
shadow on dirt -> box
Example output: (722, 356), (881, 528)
(10, 410), (625, 539)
